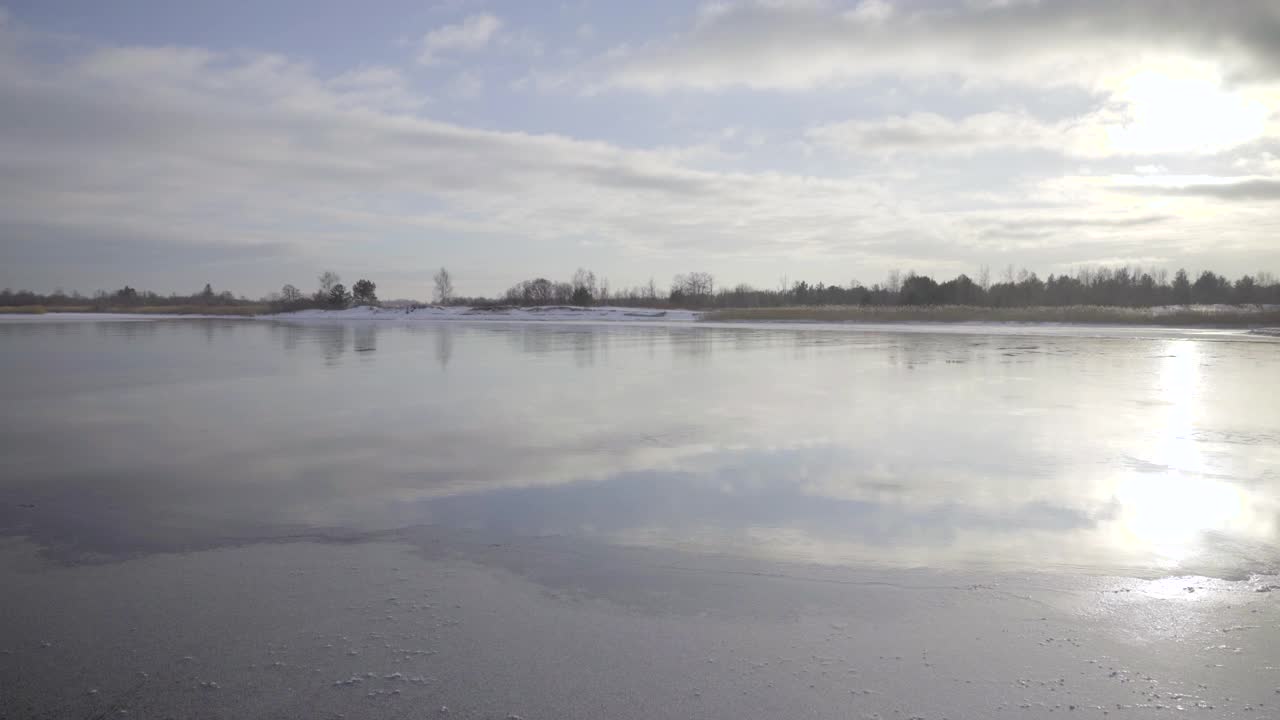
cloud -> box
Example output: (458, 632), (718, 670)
(574, 1), (1280, 164)
(987, 215), (1172, 232)
(418, 13), (502, 65)
(327, 66), (427, 110)
(1115, 177), (1280, 201)
(808, 111), (1074, 156)
(1, 15), (1277, 295)
(971, 214), (1171, 241)
(606, 0), (1280, 92)
(809, 75), (1275, 159)
(2, 28), (956, 290)
(1232, 151), (1280, 174)
(449, 70), (484, 98)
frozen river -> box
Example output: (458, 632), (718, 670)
(1, 316), (1278, 718)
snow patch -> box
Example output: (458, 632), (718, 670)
(264, 305), (700, 324)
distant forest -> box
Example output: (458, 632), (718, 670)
(4, 265), (1280, 312)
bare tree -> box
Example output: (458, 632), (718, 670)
(977, 265), (991, 291)
(671, 274), (686, 297)
(678, 272), (714, 296)
(281, 284), (303, 302)
(886, 269), (903, 294)
(318, 271), (340, 295)
(506, 278), (554, 305)
(433, 267), (454, 304)
(529, 279), (553, 304)
(571, 268), (597, 297)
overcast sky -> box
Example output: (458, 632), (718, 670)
(3, 0), (1280, 299)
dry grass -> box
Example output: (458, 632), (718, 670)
(0, 305), (48, 314)
(703, 304), (1280, 327)
(103, 305), (267, 316)
(114, 305), (269, 316)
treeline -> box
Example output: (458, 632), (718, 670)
(0, 272), (384, 312)
(0, 283), (254, 309)
(257, 268), (465, 310)
(266, 272), (380, 311)
(495, 266), (1280, 309)
(0, 268), (456, 313)
(5, 265), (1279, 312)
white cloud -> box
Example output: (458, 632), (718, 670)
(328, 66), (427, 111)
(809, 111), (1072, 156)
(846, 0), (893, 24)
(450, 70), (483, 99)
(1233, 152), (1280, 174)
(1106, 174), (1280, 201)
(418, 13), (502, 66)
(810, 69), (1277, 160)
(2, 32), (953, 286)
(607, 0), (1280, 92)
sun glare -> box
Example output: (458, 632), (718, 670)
(1114, 340), (1244, 566)
(1103, 71), (1270, 155)
(1117, 473), (1243, 565)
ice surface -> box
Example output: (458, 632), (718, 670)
(3, 316), (1278, 719)
(1, 539), (1277, 720)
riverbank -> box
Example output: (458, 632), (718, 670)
(704, 304), (1280, 327)
(8, 303), (1280, 333)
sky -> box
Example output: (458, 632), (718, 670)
(2, 0), (1280, 300)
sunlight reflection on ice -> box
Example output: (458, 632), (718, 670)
(1116, 340), (1244, 566)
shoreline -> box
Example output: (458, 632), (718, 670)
(5, 303), (1280, 336)
(702, 303), (1280, 328)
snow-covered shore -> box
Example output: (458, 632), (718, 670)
(266, 304), (700, 323)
